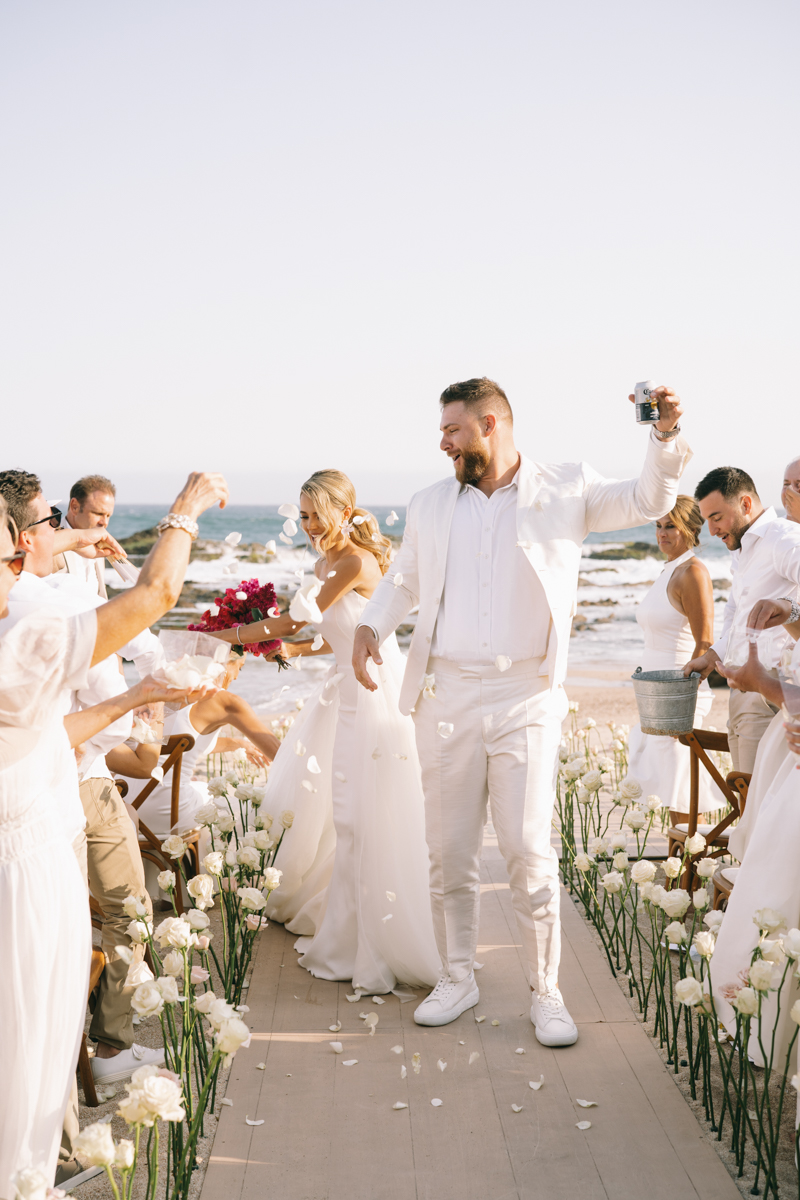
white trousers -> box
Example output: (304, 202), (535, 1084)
(413, 657), (566, 993)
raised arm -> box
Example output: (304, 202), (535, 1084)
(90, 473), (228, 666)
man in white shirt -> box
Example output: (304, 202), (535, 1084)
(54, 473), (117, 598)
(353, 377), (690, 1042)
(685, 466), (800, 771)
(781, 457), (800, 525)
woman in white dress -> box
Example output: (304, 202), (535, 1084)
(211, 471), (441, 994)
(710, 598), (800, 1068)
(0, 472), (228, 1196)
(626, 496), (720, 817)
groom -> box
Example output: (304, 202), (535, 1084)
(353, 377), (690, 1043)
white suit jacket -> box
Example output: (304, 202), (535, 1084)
(361, 430), (692, 715)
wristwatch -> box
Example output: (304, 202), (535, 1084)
(653, 423), (681, 441)
(156, 513), (199, 540)
(778, 596), (800, 625)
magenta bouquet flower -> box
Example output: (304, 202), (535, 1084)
(189, 578), (287, 667)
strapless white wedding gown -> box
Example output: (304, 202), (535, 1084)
(265, 588), (440, 992)
(626, 550), (719, 812)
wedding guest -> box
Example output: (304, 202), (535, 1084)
(627, 496), (720, 819)
(685, 466), (800, 771)
(353, 377), (691, 1040)
(781, 456), (800, 525)
(54, 474), (117, 597)
(710, 595), (800, 1067)
(0, 471), (227, 1198)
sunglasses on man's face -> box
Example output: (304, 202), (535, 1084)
(0, 549), (26, 577)
(25, 506), (62, 531)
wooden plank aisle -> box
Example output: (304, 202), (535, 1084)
(201, 836), (740, 1200)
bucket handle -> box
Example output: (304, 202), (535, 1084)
(632, 667), (702, 681)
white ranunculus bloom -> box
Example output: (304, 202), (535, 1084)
(139, 1075), (185, 1122)
(237, 846), (261, 871)
(630, 860), (657, 886)
(122, 895), (148, 919)
(574, 852), (595, 872)
(749, 959), (777, 992)
(661, 889), (691, 919)
(131, 981), (164, 1018)
(674, 976), (704, 1007)
(215, 1016), (251, 1055)
(263, 867), (283, 892)
(115, 1139), (135, 1169)
(161, 835), (187, 860)
(74, 1121), (117, 1166)
(165, 919), (196, 949)
(693, 930), (716, 958)
(692, 887), (710, 910)
(684, 833), (706, 856)
(157, 870), (176, 892)
(662, 857), (683, 879)
(186, 908), (211, 931)
(237, 886), (266, 912)
(11, 1168), (49, 1200)
(754, 907), (788, 934)
(203, 851), (224, 876)
(599, 870), (625, 894)
(733, 986), (758, 1016)
(664, 921), (687, 944)
(156, 975), (181, 1004)
(162, 950), (184, 977)
(782, 928), (800, 959)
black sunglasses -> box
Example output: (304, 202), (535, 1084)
(25, 505), (62, 531)
(1, 549), (27, 576)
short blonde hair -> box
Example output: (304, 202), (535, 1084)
(300, 470), (393, 574)
(664, 494), (703, 549)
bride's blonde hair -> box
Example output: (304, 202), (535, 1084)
(300, 470), (393, 574)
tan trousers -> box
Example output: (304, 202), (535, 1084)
(728, 684), (780, 773)
(61, 780), (151, 1162)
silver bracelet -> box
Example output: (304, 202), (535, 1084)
(653, 423), (681, 441)
(778, 596), (800, 625)
(155, 513), (199, 541)
(236, 625), (245, 645)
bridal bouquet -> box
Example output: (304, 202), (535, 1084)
(189, 578), (287, 667)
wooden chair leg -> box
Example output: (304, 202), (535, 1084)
(78, 1035), (100, 1107)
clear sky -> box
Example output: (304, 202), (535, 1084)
(1, 0), (797, 505)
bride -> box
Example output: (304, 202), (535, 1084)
(214, 470), (440, 994)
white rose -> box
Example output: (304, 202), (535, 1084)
(224, 770), (238, 784)
(253, 830), (273, 851)
(581, 770), (603, 792)
(207, 998), (236, 1028)
(693, 930), (716, 958)
(620, 777), (642, 801)
(11, 1168), (49, 1200)
(646, 794), (662, 812)
(115, 1139), (135, 1169)
(630, 860), (657, 886)
(782, 928), (800, 959)
(661, 889), (691, 919)
(203, 851), (224, 876)
(139, 1075), (185, 1122)
(161, 835), (187, 861)
(790, 999), (800, 1026)
(237, 846), (261, 870)
(225, 845), (239, 868)
(574, 852), (595, 872)
(685, 833), (706, 856)
(215, 1016), (252, 1055)
(762, 939), (788, 966)
(599, 870), (625, 894)
(576, 787), (591, 806)
(694, 857), (717, 880)
(157, 871), (176, 892)
(215, 811), (236, 834)
(237, 886), (266, 912)
(74, 1120), (117, 1166)
(207, 777), (228, 798)
(257, 812), (274, 831)
(674, 976), (704, 1007)
(749, 959), (777, 992)
(122, 895), (148, 919)
(692, 887), (710, 910)
(609, 832), (628, 852)
(703, 910), (725, 932)
(754, 907), (788, 934)
(194, 990), (217, 1015)
(162, 950), (184, 977)
(263, 867), (283, 892)
(624, 810), (646, 831)
(156, 975), (180, 1004)
(612, 852), (629, 871)
(733, 986), (759, 1016)
(196, 800), (220, 826)
(187, 874), (215, 910)
(126, 919), (151, 944)
(650, 884), (668, 908)
(124, 960), (154, 988)
(131, 981), (164, 1018)
(589, 836), (608, 856)
(281, 810), (295, 829)
(186, 908), (210, 931)
(662, 857), (683, 880)
(639, 881), (655, 902)
(665, 921), (687, 944)
(165, 919), (195, 949)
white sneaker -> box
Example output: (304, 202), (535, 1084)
(91, 1042), (165, 1084)
(413, 972), (480, 1026)
(530, 988), (578, 1047)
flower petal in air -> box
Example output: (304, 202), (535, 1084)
(235, 591), (247, 600)
(386, 891), (396, 902)
(394, 573), (404, 588)
(150, 766), (164, 782)
(289, 578), (323, 623)
(279, 533), (293, 544)
(295, 741), (306, 756)
(576, 1121), (592, 1131)
(278, 503), (300, 520)
(437, 723), (454, 739)
(382, 914), (393, 923)
(386, 511), (398, 526)
(264, 540), (276, 554)
(283, 519), (297, 536)
(301, 781), (316, 793)
(392, 1102), (408, 1110)
(469, 1051), (480, 1065)
(431, 1099), (443, 1107)
(334, 771), (346, 782)
(268, 607), (280, 618)
(495, 655), (512, 672)
(529, 1076), (544, 1090)
(225, 532), (242, 546)
(307, 756), (321, 774)
(576, 1099), (597, 1107)
(311, 634), (324, 651)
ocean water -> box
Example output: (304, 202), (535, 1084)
(110, 504), (732, 711)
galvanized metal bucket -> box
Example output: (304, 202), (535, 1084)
(631, 667), (701, 736)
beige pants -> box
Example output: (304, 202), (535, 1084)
(728, 684), (780, 773)
(61, 779), (151, 1162)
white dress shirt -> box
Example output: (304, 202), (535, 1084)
(55, 515), (108, 598)
(430, 469), (550, 665)
(711, 507), (800, 669)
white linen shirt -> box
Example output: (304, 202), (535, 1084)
(430, 469), (550, 665)
(711, 508), (800, 669)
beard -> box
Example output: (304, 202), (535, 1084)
(453, 433), (491, 486)
(724, 513), (753, 551)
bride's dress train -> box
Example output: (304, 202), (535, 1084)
(265, 589), (440, 993)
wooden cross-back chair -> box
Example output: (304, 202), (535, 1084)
(128, 733), (200, 913)
(710, 769), (751, 909)
(78, 948), (106, 1107)
(668, 729), (749, 890)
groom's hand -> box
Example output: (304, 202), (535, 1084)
(353, 625), (382, 691)
(627, 385), (683, 432)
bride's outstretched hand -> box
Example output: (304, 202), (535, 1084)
(353, 626), (381, 692)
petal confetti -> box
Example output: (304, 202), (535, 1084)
(329, 1022), (342, 1032)
(382, 914), (393, 923)
(283, 519), (298, 536)
(437, 1060), (447, 1072)
(256, 1063), (266, 1070)
(329, 1042), (343, 1053)
(307, 756), (321, 774)
(576, 1099), (597, 1108)
(334, 771), (347, 782)
(301, 781), (316, 793)
(475, 1016), (485, 1024)
(400, 1065), (407, 1079)
(386, 511), (398, 526)
(264, 540), (276, 554)
(491, 1020), (500, 1026)
(220, 1099), (233, 1107)
(279, 533), (293, 545)
(431, 1099), (443, 1107)
(372, 996), (386, 1004)
(495, 655), (512, 672)
(515, 1048), (526, 1055)
(311, 635), (324, 651)
(529, 1077), (544, 1090)
(394, 573), (404, 588)
(345, 994), (361, 1002)
(390, 1045), (403, 1054)
(392, 1102), (408, 1110)
(437, 722), (454, 739)
(386, 892), (396, 902)
(511, 1105), (523, 1113)
(342, 1060), (359, 1067)
(412, 1053), (421, 1074)
(278, 503), (300, 520)
(150, 766), (164, 782)
(576, 1121), (592, 1131)
(245, 1118), (264, 1126)
(224, 532), (242, 545)
(295, 741), (306, 756)
(469, 1052), (480, 1066)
